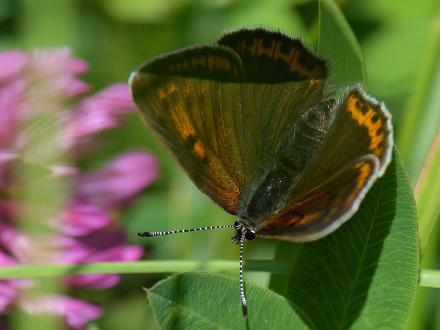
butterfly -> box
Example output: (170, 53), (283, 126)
(129, 27), (393, 317)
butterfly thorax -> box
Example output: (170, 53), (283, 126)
(237, 99), (336, 230)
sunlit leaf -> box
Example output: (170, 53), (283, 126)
(414, 128), (440, 253)
(317, 0), (366, 85)
(147, 272), (308, 330)
(274, 151), (419, 329)
(397, 19), (440, 182)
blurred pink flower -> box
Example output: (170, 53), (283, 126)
(0, 252), (20, 312)
(65, 84), (134, 146)
(0, 51), (28, 82)
(75, 151), (158, 209)
(0, 48), (158, 329)
(20, 296), (102, 330)
(61, 229), (143, 289)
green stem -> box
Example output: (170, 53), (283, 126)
(0, 260), (290, 279)
(419, 269), (440, 288)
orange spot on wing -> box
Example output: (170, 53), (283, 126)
(158, 83), (176, 100)
(347, 94), (385, 158)
(256, 39), (275, 58)
(296, 212), (321, 225)
(310, 79), (323, 86)
(207, 56), (232, 71)
(193, 140), (205, 158)
(171, 105), (195, 139)
(346, 161), (373, 204)
(205, 155), (240, 212)
(217, 57), (232, 71)
(191, 56), (207, 68)
(356, 162), (372, 189)
(289, 50), (324, 79)
(241, 38), (258, 56)
(273, 42), (295, 63)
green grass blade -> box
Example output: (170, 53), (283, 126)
(408, 129), (440, 329)
(397, 19), (440, 182)
(414, 128), (440, 254)
(317, 0), (366, 85)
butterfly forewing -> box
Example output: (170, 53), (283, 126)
(237, 81), (327, 178)
(131, 42), (327, 215)
(217, 28), (327, 83)
(130, 47), (245, 213)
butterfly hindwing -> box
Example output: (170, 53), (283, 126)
(258, 155), (379, 241)
(257, 86), (393, 241)
(292, 85), (393, 188)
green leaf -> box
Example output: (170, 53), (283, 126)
(269, 241), (302, 295)
(274, 150), (419, 329)
(414, 128), (440, 254)
(147, 272), (308, 330)
(396, 16), (440, 182)
(317, 0), (366, 85)
(408, 129), (440, 329)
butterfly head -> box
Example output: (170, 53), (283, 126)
(231, 220), (256, 244)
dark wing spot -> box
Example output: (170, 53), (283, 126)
(361, 104), (369, 114)
(262, 38), (272, 48)
(280, 42), (290, 54)
(298, 52), (315, 70)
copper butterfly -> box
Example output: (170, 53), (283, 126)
(129, 28), (393, 316)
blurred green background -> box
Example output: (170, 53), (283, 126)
(1, 0), (439, 329)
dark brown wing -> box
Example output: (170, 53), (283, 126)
(130, 31), (328, 214)
(217, 28), (327, 83)
(130, 46), (244, 213)
(258, 155), (379, 241)
(257, 86), (393, 241)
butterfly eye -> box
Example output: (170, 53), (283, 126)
(245, 230), (256, 240)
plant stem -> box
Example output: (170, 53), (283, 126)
(0, 260), (290, 279)
(419, 269), (440, 288)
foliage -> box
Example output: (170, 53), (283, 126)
(1, 0), (439, 329)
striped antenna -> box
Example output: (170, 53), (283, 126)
(137, 221), (252, 318)
(239, 230), (248, 317)
(137, 224), (234, 237)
